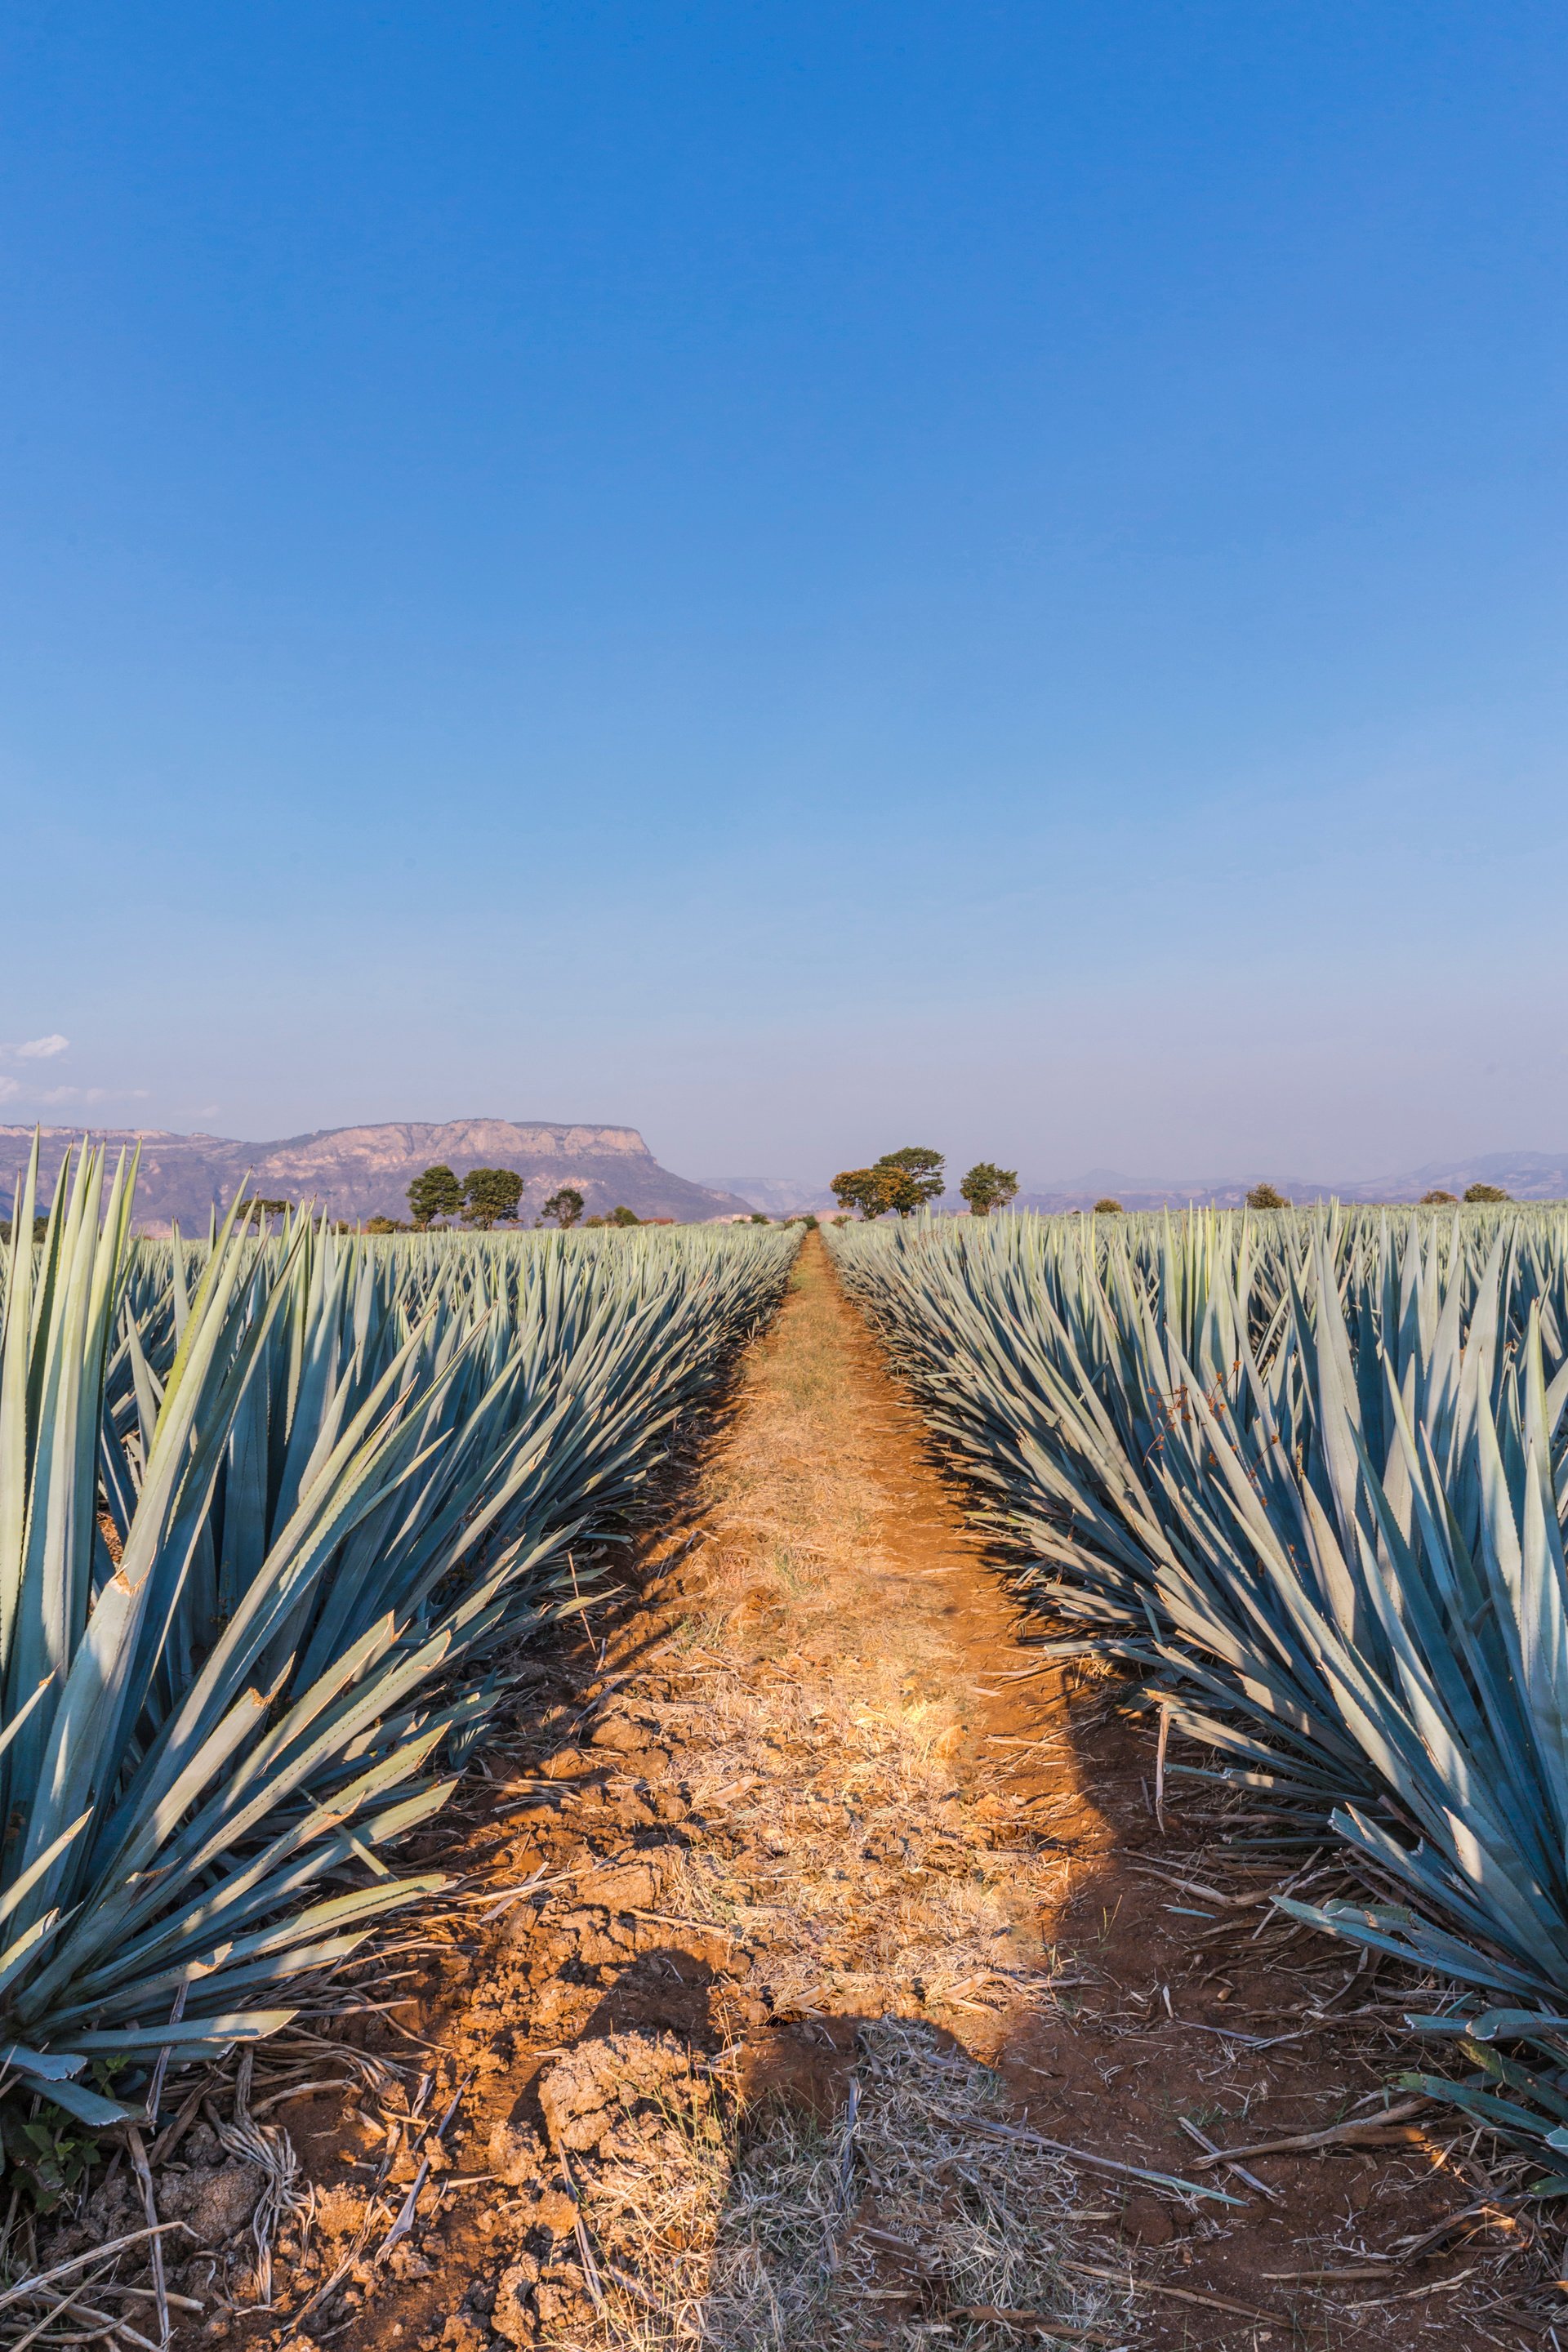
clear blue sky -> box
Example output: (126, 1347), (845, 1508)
(2, 2), (1564, 1184)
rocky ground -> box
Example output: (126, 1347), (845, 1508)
(19, 1233), (1563, 2350)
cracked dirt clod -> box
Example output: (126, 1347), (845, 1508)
(185, 1231), (1538, 2352)
(537, 2032), (710, 2158)
(488, 2118), (548, 2188)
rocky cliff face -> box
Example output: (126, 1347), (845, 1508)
(0, 1120), (754, 1231)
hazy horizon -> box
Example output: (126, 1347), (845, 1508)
(2, 1109), (1563, 1202)
(3, 6), (1564, 1174)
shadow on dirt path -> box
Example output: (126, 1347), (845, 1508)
(256, 1233), (1543, 2352)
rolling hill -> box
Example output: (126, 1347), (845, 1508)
(0, 1120), (754, 1232)
(1014, 1151), (1568, 1209)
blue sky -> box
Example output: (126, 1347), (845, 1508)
(2, 2), (1564, 1184)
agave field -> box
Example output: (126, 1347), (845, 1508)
(828, 1203), (1568, 2169)
(0, 1141), (795, 2139)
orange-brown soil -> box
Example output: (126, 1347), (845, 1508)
(100, 1233), (1553, 2351)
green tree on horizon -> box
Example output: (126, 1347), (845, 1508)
(408, 1164), (462, 1227)
(461, 1166), (524, 1228)
(832, 1147), (947, 1220)
(959, 1162), (1018, 1216)
(541, 1187), (585, 1228)
(831, 1167), (901, 1219)
(874, 1145), (946, 1212)
(242, 1196), (291, 1226)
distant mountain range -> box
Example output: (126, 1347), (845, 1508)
(718, 1150), (1568, 1216)
(8, 1128), (1563, 1232)
(700, 1174), (840, 1217)
(1014, 1152), (1568, 1210)
(0, 1120), (755, 1232)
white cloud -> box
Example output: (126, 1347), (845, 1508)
(11, 1035), (69, 1060)
(37, 1086), (149, 1106)
(0, 1078), (18, 1102)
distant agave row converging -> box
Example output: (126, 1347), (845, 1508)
(0, 1141), (796, 2128)
(828, 1204), (1568, 2167)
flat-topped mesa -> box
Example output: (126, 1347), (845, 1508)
(0, 1119), (755, 1232)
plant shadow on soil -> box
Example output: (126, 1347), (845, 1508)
(183, 1235), (1552, 2352)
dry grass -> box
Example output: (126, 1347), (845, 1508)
(639, 1242), (1089, 2028)
(262, 1236), (1563, 2351)
(15, 1245), (1545, 2352)
(523, 1241), (1125, 2346)
(554, 2017), (1129, 2349)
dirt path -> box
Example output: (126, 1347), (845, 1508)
(248, 1234), (1548, 2350)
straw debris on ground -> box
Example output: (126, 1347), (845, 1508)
(8, 1229), (1561, 2352)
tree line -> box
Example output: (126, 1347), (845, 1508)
(400, 1166), (639, 1231)
(245, 1158), (1521, 1239)
(829, 1147), (1018, 1219)
(826, 1156), (1518, 1222)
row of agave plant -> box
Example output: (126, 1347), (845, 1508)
(827, 1203), (1568, 2176)
(0, 1140), (797, 2135)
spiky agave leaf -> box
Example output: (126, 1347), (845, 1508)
(828, 1205), (1568, 2152)
(0, 1140), (797, 2118)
